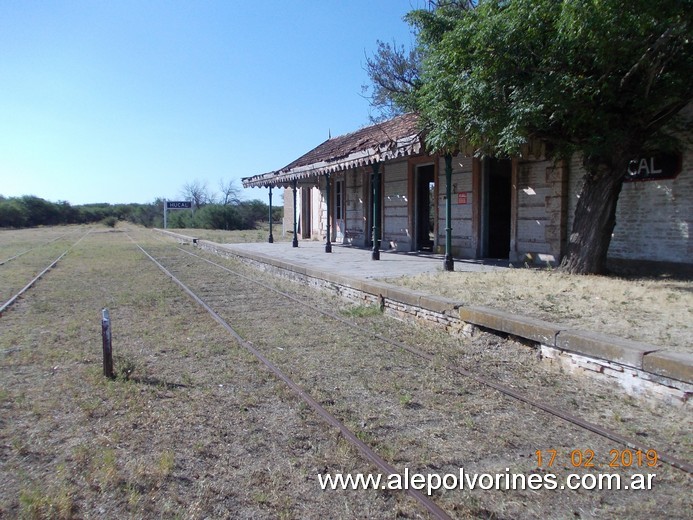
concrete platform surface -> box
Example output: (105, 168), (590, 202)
(220, 241), (508, 280)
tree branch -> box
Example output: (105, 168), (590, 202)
(620, 26), (676, 90)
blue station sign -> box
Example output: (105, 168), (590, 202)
(166, 200), (192, 209)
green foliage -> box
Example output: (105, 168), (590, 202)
(0, 189), (278, 232)
(0, 197), (28, 227)
(167, 199), (279, 231)
(0, 196), (166, 228)
(102, 216), (118, 228)
(409, 0), (692, 158)
(362, 1), (475, 121)
(21, 195), (63, 226)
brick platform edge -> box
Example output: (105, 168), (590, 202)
(156, 231), (692, 406)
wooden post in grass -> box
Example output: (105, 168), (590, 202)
(101, 308), (114, 379)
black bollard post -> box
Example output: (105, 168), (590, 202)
(102, 308), (114, 379)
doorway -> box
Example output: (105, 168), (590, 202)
(481, 158), (512, 258)
(334, 179), (345, 242)
(300, 188), (312, 239)
(364, 172), (372, 248)
(415, 164), (436, 252)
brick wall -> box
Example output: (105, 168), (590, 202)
(514, 159), (568, 264)
(435, 154), (475, 257)
(304, 146), (690, 266)
(283, 187), (295, 237)
(610, 148), (692, 263)
(568, 150), (692, 265)
(382, 159), (411, 250)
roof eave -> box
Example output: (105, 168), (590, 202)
(241, 133), (423, 188)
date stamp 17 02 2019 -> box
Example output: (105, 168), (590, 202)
(535, 449), (658, 469)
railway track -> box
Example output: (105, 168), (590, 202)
(129, 231), (691, 518)
(0, 229), (91, 316)
(169, 241), (693, 475)
(0, 231), (72, 266)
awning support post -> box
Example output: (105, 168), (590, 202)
(325, 174), (332, 253)
(444, 153), (455, 271)
(292, 180), (299, 248)
(371, 162), (381, 261)
(268, 186), (274, 243)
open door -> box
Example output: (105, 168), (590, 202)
(334, 179), (345, 242)
(415, 164), (436, 252)
(481, 158), (512, 258)
(364, 171), (372, 248)
(300, 187), (312, 239)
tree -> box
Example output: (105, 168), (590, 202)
(407, 0), (692, 274)
(362, 2), (476, 121)
(181, 180), (212, 208)
(236, 200), (269, 229)
(196, 204), (241, 230)
(21, 195), (62, 226)
(363, 40), (422, 121)
(0, 198), (28, 227)
(218, 178), (240, 206)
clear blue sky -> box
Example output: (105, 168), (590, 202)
(0, 1), (424, 205)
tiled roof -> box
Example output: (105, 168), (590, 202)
(243, 113), (423, 188)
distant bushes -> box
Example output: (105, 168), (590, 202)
(0, 194), (282, 231)
(0, 195), (165, 228)
(166, 200), (282, 230)
(101, 216), (118, 228)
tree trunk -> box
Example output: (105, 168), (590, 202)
(560, 156), (629, 275)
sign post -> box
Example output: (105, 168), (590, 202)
(163, 200), (193, 228)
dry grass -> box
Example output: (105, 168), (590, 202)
(166, 222), (291, 244)
(1, 225), (691, 519)
(0, 227), (404, 518)
(0, 226), (89, 304)
(0, 226), (77, 260)
(387, 267), (692, 351)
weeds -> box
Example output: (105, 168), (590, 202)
(77, 397), (102, 418)
(341, 304), (383, 318)
(11, 437), (30, 456)
(93, 448), (119, 488)
(157, 450), (175, 479)
(19, 485), (74, 520)
(101, 216), (118, 228)
(115, 354), (137, 381)
(181, 371), (194, 387)
(251, 491), (270, 505)
(125, 482), (141, 508)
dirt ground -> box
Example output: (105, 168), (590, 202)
(1, 226), (691, 519)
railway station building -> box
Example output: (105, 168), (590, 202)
(242, 112), (691, 271)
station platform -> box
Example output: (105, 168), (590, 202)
(217, 240), (507, 281)
(155, 229), (693, 400)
